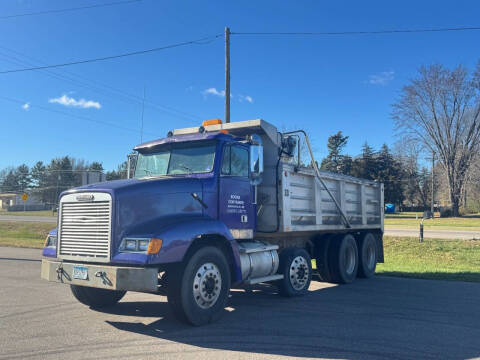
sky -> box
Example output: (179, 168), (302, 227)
(1, 0), (480, 171)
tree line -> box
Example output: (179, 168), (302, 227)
(319, 131), (437, 209)
(0, 157), (127, 205)
(320, 61), (480, 216)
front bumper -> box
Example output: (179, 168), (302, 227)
(41, 259), (158, 292)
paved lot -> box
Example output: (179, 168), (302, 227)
(1, 247), (480, 360)
(0, 215), (56, 223)
(385, 227), (480, 240)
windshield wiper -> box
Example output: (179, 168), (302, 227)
(178, 164), (193, 174)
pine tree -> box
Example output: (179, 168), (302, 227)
(16, 164), (31, 192)
(320, 131), (350, 174)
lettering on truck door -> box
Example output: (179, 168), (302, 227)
(219, 144), (254, 239)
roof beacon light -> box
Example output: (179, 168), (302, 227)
(202, 119), (222, 127)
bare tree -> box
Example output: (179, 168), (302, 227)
(393, 63), (480, 216)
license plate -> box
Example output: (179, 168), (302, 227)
(73, 265), (88, 280)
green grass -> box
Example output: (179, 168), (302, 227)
(0, 209), (56, 217)
(384, 212), (480, 231)
(0, 221), (55, 248)
(376, 236), (480, 282)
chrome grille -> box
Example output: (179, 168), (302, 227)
(58, 194), (112, 262)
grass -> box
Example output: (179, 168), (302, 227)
(0, 209), (56, 217)
(384, 212), (480, 231)
(376, 236), (480, 282)
(0, 221), (55, 248)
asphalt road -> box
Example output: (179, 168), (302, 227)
(1, 247), (479, 360)
(384, 227), (480, 240)
(0, 215), (56, 223)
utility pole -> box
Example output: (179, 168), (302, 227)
(225, 26), (230, 123)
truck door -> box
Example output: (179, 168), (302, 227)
(219, 144), (255, 239)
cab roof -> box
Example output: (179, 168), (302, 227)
(134, 131), (238, 152)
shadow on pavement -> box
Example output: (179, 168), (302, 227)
(101, 277), (480, 359)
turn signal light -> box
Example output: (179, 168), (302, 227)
(202, 119), (222, 126)
(147, 238), (163, 254)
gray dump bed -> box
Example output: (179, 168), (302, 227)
(276, 163), (383, 233)
(173, 119), (384, 234)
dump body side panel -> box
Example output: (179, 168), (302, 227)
(279, 163), (383, 233)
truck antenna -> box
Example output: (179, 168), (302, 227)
(140, 85), (146, 142)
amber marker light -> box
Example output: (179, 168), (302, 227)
(202, 119), (222, 126)
(147, 238), (163, 254)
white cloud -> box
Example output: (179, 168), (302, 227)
(49, 94), (101, 109)
(22, 103), (30, 111)
(368, 71), (395, 86)
(239, 95), (253, 103)
(202, 88), (253, 103)
(202, 87), (226, 98)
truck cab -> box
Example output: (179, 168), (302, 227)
(41, 119), (383, 326)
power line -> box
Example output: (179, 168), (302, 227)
(0, 34), (222, 74)
(0, 0), (142, 20)
(0, 46), (201, 123)
(231, 26), (480, 36)
(0, 95), (157, 136)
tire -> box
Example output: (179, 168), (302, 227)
(167, 246), (231, 326)
(329, 234), (358, 284)
(314, 237), (333, 282)
(70, 285), (126, 308)
(277, 248), (312, 297)
(358, 233), (377, 278)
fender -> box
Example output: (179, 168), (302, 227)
(42, 228), (57, 258)
(112, 216), (242, 282)
(151, 217), (242, 283)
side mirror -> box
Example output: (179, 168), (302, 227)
(250, 144), (263, 185)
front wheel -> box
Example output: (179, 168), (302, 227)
(167, 246), (231, 326)
(70, 285), (126, 308)
(277, 248), (312, 297)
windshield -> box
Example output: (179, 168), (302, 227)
(135, 141), (216, 178)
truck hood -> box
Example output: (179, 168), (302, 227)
(63, 177), (205, 254)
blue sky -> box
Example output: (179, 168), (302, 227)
(1, 0), (480, 171)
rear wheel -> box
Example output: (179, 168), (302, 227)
(314, 236), (333, 282)
(167, 246), (231, 326)
(70, 285), (126, 308)
(358, 233), (377, 278)
(329, 234), (358, 284)
(277, 248), (312, 297)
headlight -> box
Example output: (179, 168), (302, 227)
(138, 240), (150, 251)
(44, 235), (57, 248)
(120, 238), (162, 254)
(125, 239), (137, 251)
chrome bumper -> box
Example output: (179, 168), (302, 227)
(41, 259), (158, 292)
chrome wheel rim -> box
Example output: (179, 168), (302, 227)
(289, 256), (309, 291)
(345, 245), (356, 275)
(193, 262), (222, 309)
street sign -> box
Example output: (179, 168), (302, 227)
(21, 193), (28, 202)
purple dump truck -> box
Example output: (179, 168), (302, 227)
(41, 119), (384, 325)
